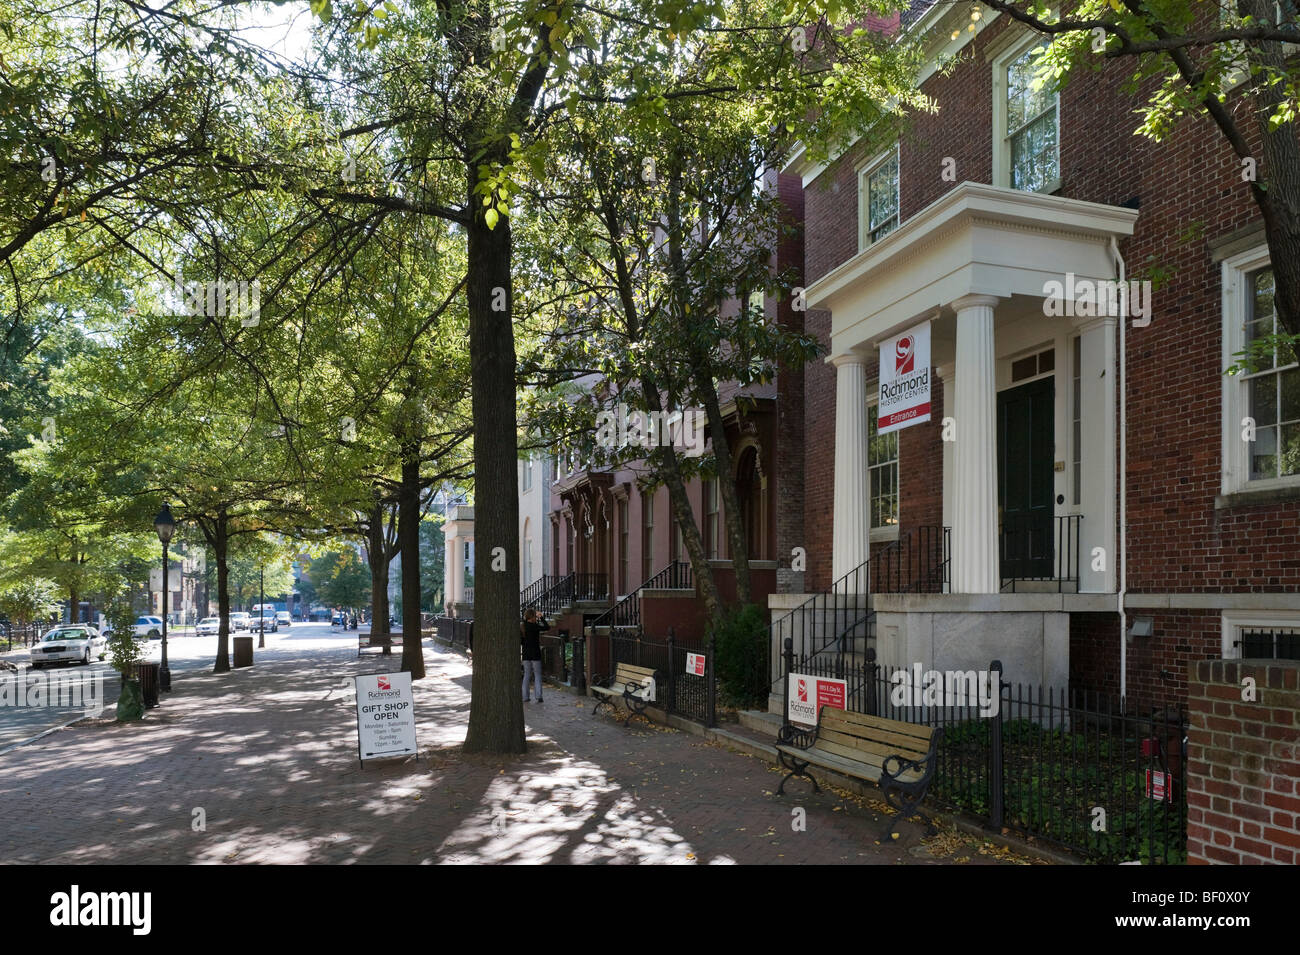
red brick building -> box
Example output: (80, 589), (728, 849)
(785, 2), (1299, 705)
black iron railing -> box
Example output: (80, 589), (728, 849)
(431, 615), (472, 651)
(1, 623), (45, 651)
(606, 627), (714, 726)
(773, 526), (950, 717)
(520, 574), (563, 616)
(572, 573), (609, 602)
(1236, 627), (1300, 660)
(521, 573), (609, 617)
(589, 561), (692, 632)
(1000, 513), (1082, 592)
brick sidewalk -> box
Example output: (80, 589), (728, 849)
(0, 642), (1033, 865)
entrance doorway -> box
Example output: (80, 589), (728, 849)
(997, 376), (1054, 582)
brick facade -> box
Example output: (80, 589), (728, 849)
(797, 10), (1300, 701)
(1186, 659), (1300, 864)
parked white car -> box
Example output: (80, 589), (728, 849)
(196, 617), (221, 636)
(131, 616), (164, 638)
(250, 610), (278, 633)
(275, 611), (291, 628)
(30, 626), (106, 668)
(229, 612), (251, 631)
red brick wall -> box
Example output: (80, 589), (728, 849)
(1186, 660), (1300, 865)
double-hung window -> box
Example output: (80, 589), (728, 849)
(1222, 247), (1300, 493)
(867, 400), (899, 537)
(859, 146), (899, 250)
(994, 38), (1060, 193)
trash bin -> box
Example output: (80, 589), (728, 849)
(137, 662), (161, 708)
(233, 636), (254, 668)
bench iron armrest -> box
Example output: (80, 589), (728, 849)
(777, 723), (817, 750)
(881, 727), (942, 784)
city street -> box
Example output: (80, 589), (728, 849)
(0, 635), (1030, 865)
(0, 622), (339, 751)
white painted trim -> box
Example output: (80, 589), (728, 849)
(1220, 243), (1300, 495)
(1221, 608), (1300, 658)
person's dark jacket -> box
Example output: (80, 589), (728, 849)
(521, 617), (549, 661)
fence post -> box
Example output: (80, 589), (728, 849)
(989, 659), (1005, 832)
(782, 636), (794, 727)
(706, 634), (717, 728)
(573, 635), (586, 693)
(666, 627), (676, 716)
(865, 647), (878, 716)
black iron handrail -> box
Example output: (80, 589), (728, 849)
(774, 526), (949, 723)
(1000, 514), (1082, 592)
(589, 560), (693, 631)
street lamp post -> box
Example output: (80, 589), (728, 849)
(153, 504), (175, 692)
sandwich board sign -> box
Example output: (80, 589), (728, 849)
(354, 671), (417, 762)
(787, 674), (847, 727)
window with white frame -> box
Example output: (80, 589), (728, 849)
(858, 146), (899, 250)
(1222, 610), (1300, 661)
(522, 458), (532, 492)
(994, 39), (1059, 193)
(1243, 267), (1299, 481)
(1223, 247), (1300, 492)
(866, 399), (899, 534)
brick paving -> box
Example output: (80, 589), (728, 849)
(0, 639), (1034, 865)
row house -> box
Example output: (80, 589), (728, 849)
(783, 2), (1299, 707)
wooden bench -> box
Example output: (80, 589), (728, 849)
(357, 632), (404, 658)
(776, 706), (942, 838)
(590, 663), (658, 727)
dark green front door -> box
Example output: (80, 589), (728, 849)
(997, 377), (1055, 582)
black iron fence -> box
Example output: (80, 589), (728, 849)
(1000, 513), (1083, 592)
(782, 644), (1187, 863)
(430, 615), (472, 651)
(606, 628), (715, 725)
(1, 623), (46, 651)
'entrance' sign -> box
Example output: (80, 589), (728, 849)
(355, 671), (417, 761)
(877, 320), (932, 435)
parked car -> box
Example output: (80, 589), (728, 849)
(250, 611), (278, 633)
(229, 612), (251, 631)
(275, 611), (291, 628)
(196, 617), (221, 636)
(132, 616), (164, 638)
(30, 626), (106, 668)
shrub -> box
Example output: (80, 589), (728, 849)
(709, 603), (769, 710)
(105, 601), (144, 679)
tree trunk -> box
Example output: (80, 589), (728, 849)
(213, 511), (231, 673)
(696, 370), (752, 606)
(641, 375), (725, 623)
(367, 501), (392, 644)
(462, 187), (526, 755)
(69, 584), (79, 624)
(399, 440), (425, 678)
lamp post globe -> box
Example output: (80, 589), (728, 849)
(153, 504), (175, 692)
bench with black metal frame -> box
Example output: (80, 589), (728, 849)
(590, 662), (658, 727)
(776, 705), (942, 839)
(357, 633), (404, 658)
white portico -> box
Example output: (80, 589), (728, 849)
(809, 181), (1138, 597)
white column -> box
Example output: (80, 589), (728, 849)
(951, 295), (1001, 593)
(831, 353), (871, 582)
(1075, 316), (1118, 592)
(444, 528), (458, 606)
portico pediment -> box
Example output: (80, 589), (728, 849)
(806, 182), (1139, 355)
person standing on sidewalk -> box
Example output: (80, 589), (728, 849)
(521, 609), (549, 703)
